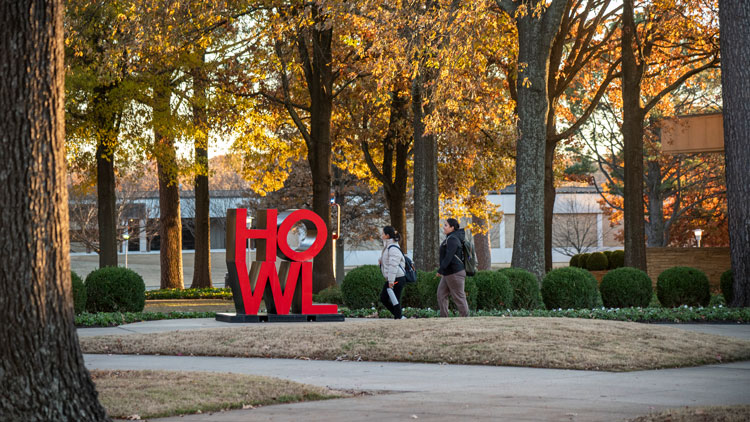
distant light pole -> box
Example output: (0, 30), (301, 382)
(123, 232), (131, 268)
(693, 228), (703, 248)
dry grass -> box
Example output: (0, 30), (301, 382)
(80, 317), (750, 372)
(91, 369), (348, 419)
(628, 405), (750, 422)
(144, 299), (235, 313)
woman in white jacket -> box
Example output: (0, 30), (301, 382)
(379, 226), (407, 319)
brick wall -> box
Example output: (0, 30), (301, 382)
(646, 247), (731, 292)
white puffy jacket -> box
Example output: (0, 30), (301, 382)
(379, 238), (406, 283)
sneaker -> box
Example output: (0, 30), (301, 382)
(400, 316), (407, 319)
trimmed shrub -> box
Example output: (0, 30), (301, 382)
(341, 265), (383, 309)
(656, 266), (710, 307)
(472, 270), (513, 310)
(609, 250), (625, 269)
(400, 282), (422, 308)
(418, 270), (477, 311)
(577, 253), (591, 269)
(85, 267), (145, 313)
(541, 267), (599, 310)
(709, 294), (726, 307)
(603, 250), (613, 263)
(498, 268), (543, 309)
(585, 252), (608, 271)
(71, 271), (87, 315)
(720, 269), (734, 305)
(313, 285), (343, 305)
(599, 267), (652, 308)
(569, 254), (580, 268)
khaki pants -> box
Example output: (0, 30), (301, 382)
(437, 270), (469, 317)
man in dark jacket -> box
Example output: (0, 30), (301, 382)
(436, 218), (470, 317)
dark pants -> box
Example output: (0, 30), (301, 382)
(380, 277), (406, 319)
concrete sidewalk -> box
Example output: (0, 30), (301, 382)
(80, 319), (750, 421)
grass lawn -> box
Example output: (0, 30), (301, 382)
(91, 369), (349, 420)
(628, 405), (750, 421)
(80, 317), (750, 371)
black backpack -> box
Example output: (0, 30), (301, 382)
(388, 245), (417, 283)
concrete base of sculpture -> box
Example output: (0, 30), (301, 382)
(215, 312), (344, 323)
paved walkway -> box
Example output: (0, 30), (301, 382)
(81, 320), (750, 421)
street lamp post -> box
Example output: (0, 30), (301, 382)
(693, 228), (703, 248)
(123, 232), (130, 268)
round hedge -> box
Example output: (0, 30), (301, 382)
(418, 270), (477, 311)
(720, 269), (733, 305)
(656, 266), (710, 307)
(609, 250), (625, 269)
(498, 267), (543, 309)
(569, 255), (580, 268)
(85, 267), (145, 313)
(599, 267), (652, 308)
(541, 267), (599, 310)
(71, 271), (87, 315)
(312, 285), (343, 305)
(586, 252), (608, 271)
(341, 265), (383, 309)
(400, 282), (422, 308)
(603, 250), (613, 262)
(577, 253), (591, 269)
(472, 270), (513, 310)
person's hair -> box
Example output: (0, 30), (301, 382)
(446, 218), (460, 231)
(383, 226), (401, 241)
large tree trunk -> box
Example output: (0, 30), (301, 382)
(719, 0), (750, 307)
(93, 85), (118, 268)
(307, 23), (335, 293)
(510, 1), (567, 282)
(190, 54), (211, 289)
(153, 79), (184, 289)
(0, 0), (110, 418)
(411, 72), (440, 271)
(543, 139), (556, 272)
(621, 0), (647, 271)
(472, 214), (492, 270)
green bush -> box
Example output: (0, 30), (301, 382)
(341, 265), (383, 309)
(471, 271), (513, 310)
(417, 270), (441, 309)
(720, 269), (734, 305)
(541, 267), (599, 310)
(145, 287), (232, 300)
(417, 270), (477, 311)
(709, 293), (726, 307)
(609, 250), (625, 269)
(656, 266), (710, 307)
(577, 253), (591, 269)
(400, 282), (422, 308)
(313, 285), (343, 304)
(85, 267), (145, 313)
(569, 255), (580, 268)
(586, 252), (608, 271)
(498, 268), (543, 309)
(603, 250), (613, 262)
(71, 271), (87, 315)
(599, 267), (652, 308)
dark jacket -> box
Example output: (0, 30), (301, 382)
(438, 229), (466, 276)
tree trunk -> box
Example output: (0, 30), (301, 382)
(153, 78), (184, 289)
(190, 53), (211, 289)
(543, 139), (556, 272)
(472, 214), (492, 270)
(306, 23), (335, 293)
(93, 84), (118, 268)
(645, 160), (668, 247)
(0, 0), (110, 418)
(510, 1), (567, 282)
(719, 0), (750, 307)
(411, 72), (440, 271)
(621, 0), (647, 271)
